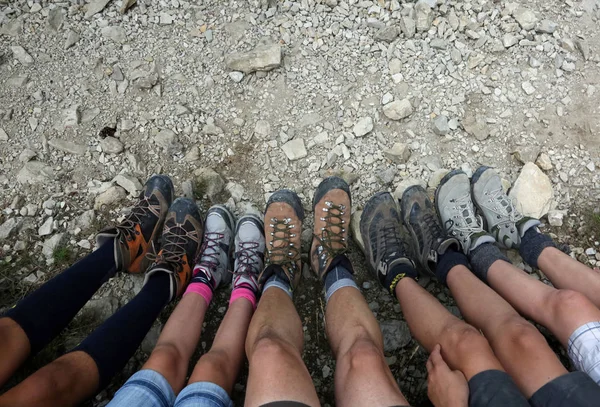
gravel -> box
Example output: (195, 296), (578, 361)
(1, 0), (599, 404)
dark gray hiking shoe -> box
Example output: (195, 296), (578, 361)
(360, 192), (417, 295)
(401, 185), (460, 276)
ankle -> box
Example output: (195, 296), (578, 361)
(324, 260), (358, 303)
(468, 243), (509, 284)
(519, 229), (556, 269)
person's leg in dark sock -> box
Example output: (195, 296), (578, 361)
(0, 175), (176, 386)
(525, 229), (600, 307)
(0, 272), (170, 407)
(0, 241), (116, 386)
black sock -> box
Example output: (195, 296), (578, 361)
(469, 243), (510, 284)
(3, 241), (116, 354)
(385, 262), (419, 295)
(519, 228), (556, 269)
(72, 271), (170, 389)
(436, 248), (471, 286)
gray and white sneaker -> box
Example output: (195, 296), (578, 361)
(233, 214), (265, 293)
(435, 170), (495, 255)
(471, 166), (541, 249)
(190, 205), (235, 290)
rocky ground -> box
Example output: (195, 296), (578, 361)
(1, 0), (600, 405)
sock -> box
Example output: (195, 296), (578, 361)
(72, 271), (170, 389)
(230, 287), (257, 310)
(323, 254), (359, 303)
(263, 265), (292, 298)
(184, 265), (216, 306)
(436, 248), (471, 286)
(184, 283), (213, 306)
(385, 262), (419, 295)
(519, 228), (556, 269)
(469, 243), (510, 283)
(3, 241), (116, 354)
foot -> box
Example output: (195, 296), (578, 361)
(401, 186), (460, 276)
(258, 190), (304, 291)
(190, 205), (236, 292)
(435, 170), (495, 255)
(310, 177), (351, 279)
(233, 214), (265, 293)
(96, 175), (174, 273)
(360, 192), (416, 294)
(471, 166), (541, 249)
(144, 198), (204, 302)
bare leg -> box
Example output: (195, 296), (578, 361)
(447, 265), (568, 398)
(245, 288), (320, 407)
(187, 298), (253, 394)
(326, 287), (408, 407)
(487, 259), (600, 346)
(0, 317), (30, 386)
(142, 293), (208, 393)
(0, 351), (99, 407)
(537, 247), (600, 309)
(395, 278), (503, 380)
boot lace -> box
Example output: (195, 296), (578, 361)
(314, 201), (348, 258)
(235, 242), (263, 276)
(444, 193), (485, 239)
(196, 233), (225, 272)
(481, 188), (523, 225)
(116, 195), (160, 241)
(379, 225), (408, 262)
(147, 222), (199, 268)
(266, 217), (300, 272)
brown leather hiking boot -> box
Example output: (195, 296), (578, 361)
(310, 177), (351, 279)
(258, 190), (304, 292)
(144, 198), (204, 302)
(96, 175), (174, 274)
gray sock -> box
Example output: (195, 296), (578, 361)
(263, 273), (293, 299)
(519, 228), (556, 269)
(469, 243), (510, 284)
(324, 265), (358, 303)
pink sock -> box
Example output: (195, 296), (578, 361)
(184, 283), (213, 306)
(230, 287), (257, 310)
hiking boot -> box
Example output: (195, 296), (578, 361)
(401, 185), (460, 276)
(96, 175), (174, 274)
(360, 192), (416, 294)
(233, 214), (265, 293)
(258, 190), (304, 291)
(190, 205), (236, 292)
(144, 198), (204, 302)
(471, 166), (540, 249)
(435, 170), (495, 255)
(310, 177), (351, 279)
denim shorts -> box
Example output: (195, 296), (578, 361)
(107, 369), (233, 407)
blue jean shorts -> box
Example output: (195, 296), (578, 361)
(107, 369), (233, 407)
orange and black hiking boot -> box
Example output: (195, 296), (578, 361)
(258, 190), (304, 293)
(96, 175), (174, 274)
(310, 177), (352, 279)
(143, 198), (204, 302)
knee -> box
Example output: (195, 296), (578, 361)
(495, 316), (545, 353)
(247, 329), (298, 363)
(151, 342), (187, 374)
(343, 334), (385, 373)
(198, 349), (231, 375)
(442, 323), (490, 358)
(548, 289), (592, 318)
